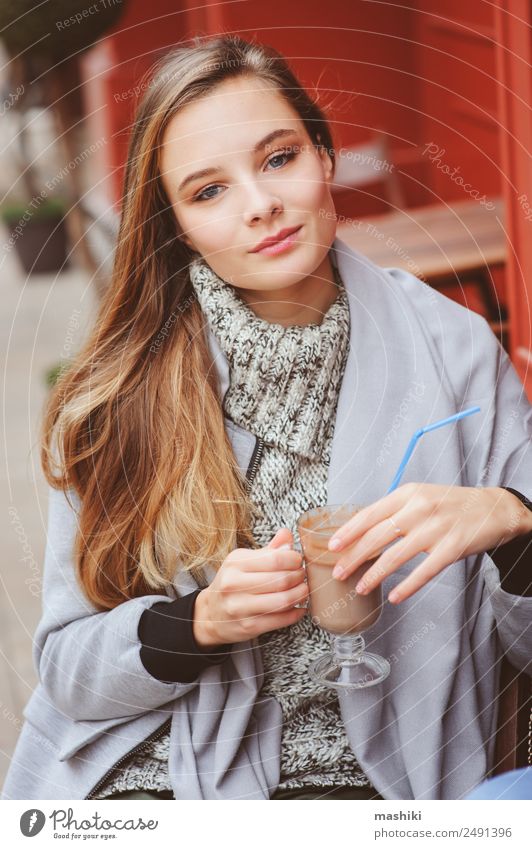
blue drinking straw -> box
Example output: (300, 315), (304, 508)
(386, 406), (481, 494)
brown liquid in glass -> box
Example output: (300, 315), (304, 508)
(299, 507), (383, 635)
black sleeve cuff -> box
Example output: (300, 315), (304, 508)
(486, 488), (532, 597)
(138, 589), (233, 683)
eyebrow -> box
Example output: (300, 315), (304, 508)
(176, 128), (299, 194)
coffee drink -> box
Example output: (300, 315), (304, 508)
(298, 505), (383, 635)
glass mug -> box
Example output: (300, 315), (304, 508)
(297, 504), (390, 691)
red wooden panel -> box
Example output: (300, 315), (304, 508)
(494, 0), (532, 397)
(414, 3), (501, 204)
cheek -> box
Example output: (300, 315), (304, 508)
(295, 164), (336, 237)
(296, 161), (334, 212)
(175, 202), (233, 252)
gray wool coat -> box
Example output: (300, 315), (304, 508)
(3, 235), (531, 800)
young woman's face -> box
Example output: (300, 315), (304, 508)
(160, 75), (337, 295)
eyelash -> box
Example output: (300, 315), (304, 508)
(192, 148), (298, 202)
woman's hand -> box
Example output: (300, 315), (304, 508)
(326, 483), (532, 604)
(193, 528), (309, 647)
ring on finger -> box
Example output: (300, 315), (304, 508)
(388, 516), (403, 536)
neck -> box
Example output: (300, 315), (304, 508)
(234, 251), (338, 327)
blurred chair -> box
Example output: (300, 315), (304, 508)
(330, 131), (406, 210)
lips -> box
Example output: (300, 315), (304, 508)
(250, 225), (302, 253)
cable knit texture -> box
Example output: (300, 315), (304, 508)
(94, 250), (372, 798)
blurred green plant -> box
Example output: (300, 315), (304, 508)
(44, 361), (70, 388)
(1, 196), (66, 224)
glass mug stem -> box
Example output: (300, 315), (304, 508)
(334, 633), (365, 661)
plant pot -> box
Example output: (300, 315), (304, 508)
(2, 201), (69, 275)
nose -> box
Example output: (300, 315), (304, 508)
(241, 179), (284, 226)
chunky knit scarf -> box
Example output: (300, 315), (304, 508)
(188, 254), (350, 461)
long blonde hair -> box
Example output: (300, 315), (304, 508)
(41, 34), (337, 610)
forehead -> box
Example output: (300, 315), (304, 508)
(161, 76), (304, 169)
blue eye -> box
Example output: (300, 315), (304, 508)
(192, 148), (298, 202)
(266, 149), (297, 170)
(194, 184), (222, 202)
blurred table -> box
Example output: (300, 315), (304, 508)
(336, 196), (505, 280)
(337, 196), (507, 337)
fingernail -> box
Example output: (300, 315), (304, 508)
(328, 537), (342, 551)
(388, 590), (400, 603)
(332, 565), (344, 579)
(355, 582), (367, 595)
(279, 543), (292, 550)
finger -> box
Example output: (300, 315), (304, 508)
(220, 568), (306, 595)
(387, 544), (457, 603)
(345, 529), (430, 592)
(327, 486), (413, 551)
(241, 605), (307, 636)
(333, 518), (405, 574)
(231, 547), (303, 571)
(231, 581), (310, 618)
(267, 528), (294, 549)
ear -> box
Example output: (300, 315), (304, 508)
(316, 134), (334, 182)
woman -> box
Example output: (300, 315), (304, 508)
(2, 34), (531, 802)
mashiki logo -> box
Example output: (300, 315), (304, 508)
(20, 809), (46, 836)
